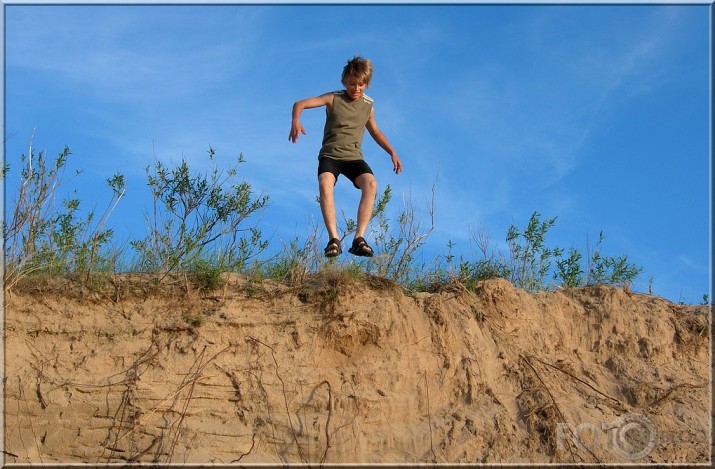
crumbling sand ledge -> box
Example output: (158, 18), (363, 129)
(3, 274), (711, 464)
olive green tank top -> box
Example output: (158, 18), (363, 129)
(319, 90), (374, 161)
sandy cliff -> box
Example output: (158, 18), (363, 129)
(3, 273), (711, 464)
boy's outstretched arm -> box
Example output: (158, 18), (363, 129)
(289, 93), (334, 143)
(366, 109), (403, 174)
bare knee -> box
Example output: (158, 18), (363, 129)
(358, 175), (378, 195)
(318, 173), (336, 194)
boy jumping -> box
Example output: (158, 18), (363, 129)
(289, 56), (403, 258)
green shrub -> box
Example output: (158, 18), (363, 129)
(506, 212), (558, 292)
(584, 232), (642, 286)
(130, 147), (269, 278)
(554, 247), (584, 288)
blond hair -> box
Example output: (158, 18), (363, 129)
(341, 56), (373, 87)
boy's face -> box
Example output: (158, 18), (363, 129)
(343, 76), (368, 100)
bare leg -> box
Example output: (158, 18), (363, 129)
(318, 172), (339, 240)
(354, 173), (378, 240)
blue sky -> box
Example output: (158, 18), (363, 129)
(2, 2), (711, 303)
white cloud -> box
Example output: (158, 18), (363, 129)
(7, 6), (266, 102)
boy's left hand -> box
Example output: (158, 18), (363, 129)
(391, 154), (403, 174)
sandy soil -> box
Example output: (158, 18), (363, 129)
(2, 273), (711, 465)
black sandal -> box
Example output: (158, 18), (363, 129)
(348, 237), (373, 257)
(324, 238), (342, 258)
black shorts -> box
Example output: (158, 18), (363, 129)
(318, 157), (374, 189)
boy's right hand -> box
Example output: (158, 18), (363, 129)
(289, 120), (306, 143)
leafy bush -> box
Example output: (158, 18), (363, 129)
(423, 213), (643, 293)
(130, 147), (269, 277)
(554, 247), (583, 288)
(554, 231), (643, 288)
(584, 232), (642, 285)
(506, 212), (558, 292)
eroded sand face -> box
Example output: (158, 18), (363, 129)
(3, 274), (710, 464)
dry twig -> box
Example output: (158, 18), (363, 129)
(530, 355), (624, 410)
(645, 382), (707, 409)
(519, 354), (601, 464)
(419, 370), (436, 462)
(231, 433), (257, 463)
(247, 336), (307, 463)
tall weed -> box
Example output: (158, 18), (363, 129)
(3, 135), (125, 289)
(367, 184), (435, 284)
